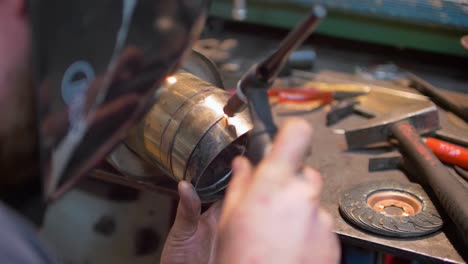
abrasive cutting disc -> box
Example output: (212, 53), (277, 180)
(339, 180), (443, 238)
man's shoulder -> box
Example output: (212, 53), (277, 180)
(0, 203), (58, 264)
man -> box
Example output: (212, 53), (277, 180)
(0, 0), (339, 263)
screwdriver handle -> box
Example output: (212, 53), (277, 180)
(424, 137), (468, 170)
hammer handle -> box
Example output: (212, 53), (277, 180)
(408, 73), (468, 122)
(391, 121), (468, 245)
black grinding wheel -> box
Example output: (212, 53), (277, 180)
(339, 180), (443, 238)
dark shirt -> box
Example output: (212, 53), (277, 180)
(0, 203), (57, 263)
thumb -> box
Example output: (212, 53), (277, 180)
(170, 181), (201, 239)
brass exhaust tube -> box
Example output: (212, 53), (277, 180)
(119, 72), (252, 202)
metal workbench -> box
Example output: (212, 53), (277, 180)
(296, 108), (467, 263)
(206, 21), (468, 263)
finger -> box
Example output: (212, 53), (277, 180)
(220, 156), (253, 225)
(302, 167), (323, 199)
(256, 118), (313, 185)
(170, 181), (201, 238)
(316, 209), (341, 263)
(279, 167), (323, 210)
(268, 118), (313, 166)
(302, 209), (340, 263)
(317, 208), (334, 231)
(282, 170), (322, 206)
(203, 201), (223, 227)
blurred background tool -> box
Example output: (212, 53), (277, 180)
(232, 0), (247, 21)
(423, 137), (468, 170)
(368, 156), (404, 173)
(269, 87), (333, 105)
(367, 137), (468, 172)
(326, 98), (360, 126)
(407, 73), (468, 122)
(269, 84), (367, 103)
(267, 85), (368, 116)
(278, 47), (317, 76)
(356, 63), (468, 122)
(320, 72), (468, 148)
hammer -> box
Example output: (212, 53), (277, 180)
(340, 86), (468, 245)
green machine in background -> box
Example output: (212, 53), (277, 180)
(210, 0), (468, 57)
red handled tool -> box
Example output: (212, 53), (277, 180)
(268, 86), (366, 104)
(268, 87), (334, 104)
(424, 137), (468, 170)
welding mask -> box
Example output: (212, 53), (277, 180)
(28, 0), (251, 204)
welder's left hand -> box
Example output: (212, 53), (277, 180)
(160, 181), (221, 264)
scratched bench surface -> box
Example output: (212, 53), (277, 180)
(281, 90), (467, 263)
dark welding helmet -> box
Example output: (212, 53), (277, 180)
(30, 0), (210, 201)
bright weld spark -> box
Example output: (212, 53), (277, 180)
(166, 76), (177, 85)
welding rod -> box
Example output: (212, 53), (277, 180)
(223, 5), (327, 117)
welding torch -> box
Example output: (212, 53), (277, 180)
(223, 5), (326, 164)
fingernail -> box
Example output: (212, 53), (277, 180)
(232, 157), (242, 173)
(180, 181), (196, 194)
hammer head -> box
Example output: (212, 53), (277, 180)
(340, 87), (439, 149)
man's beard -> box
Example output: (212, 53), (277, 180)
(0, 61), (40, 193)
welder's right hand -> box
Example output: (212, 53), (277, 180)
(217, 119), (340, 264)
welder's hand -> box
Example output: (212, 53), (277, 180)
(160, 181), (221, 264)
(217, 119), (340, 264)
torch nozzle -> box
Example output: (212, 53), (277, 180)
(223, 5), (326, 117)
(223, 93), (246, 117)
